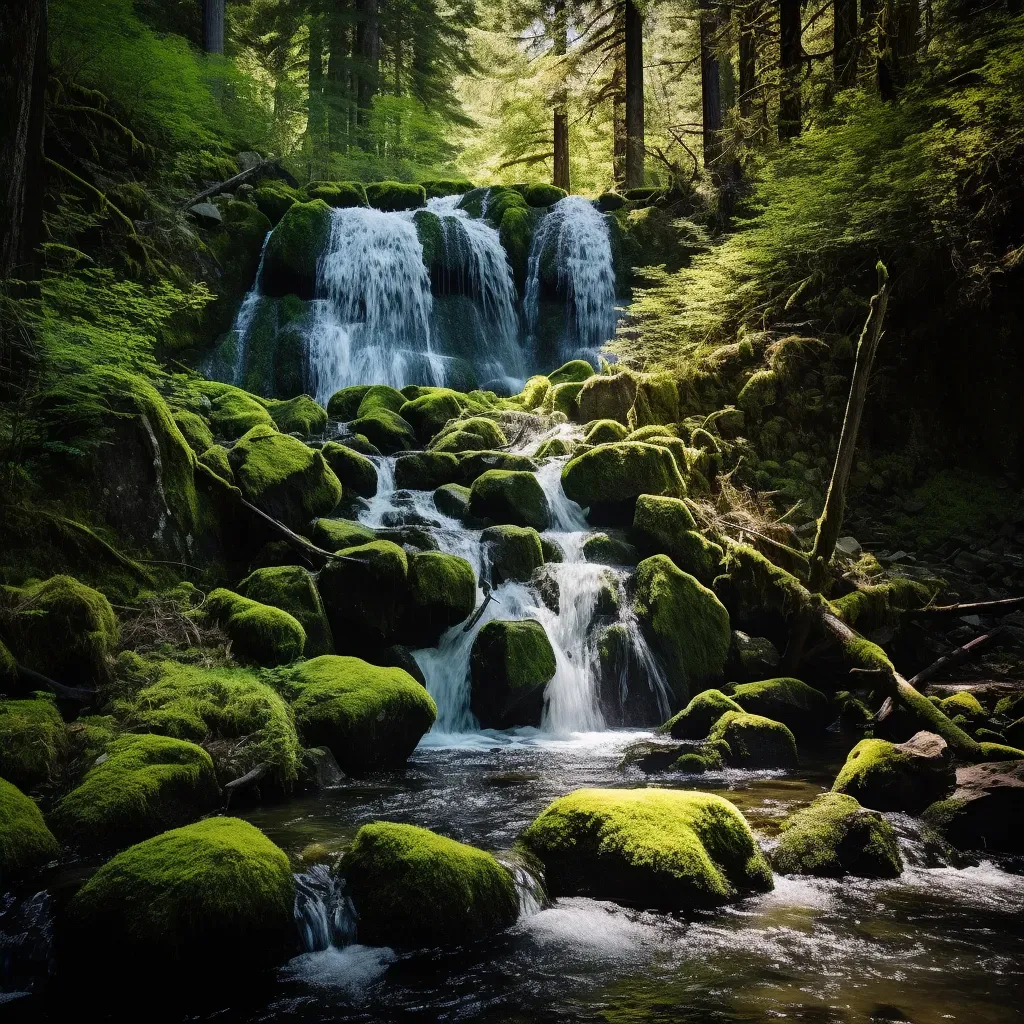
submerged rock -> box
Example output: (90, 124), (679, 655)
(923, 759), (1024, 853)
(520, 787), (773, 909)
(0, 777), (59, 881)
(709, 710), (798, 769)
(471, 619), (556, 728)
(344, 822), (519, 947)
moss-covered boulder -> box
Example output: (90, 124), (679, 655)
(632, 494), (722, 583)
(172, 408), (215, 455)
(482, 525), (545, 583)
(4, 575), (119, 687)
(709, 710), (798, 768)
(832, 733), (956, 813)
(584, 419), (629, 445)
(366, 181), (427, 211)
(771, 793), (903, 878)
(49, 734), (220, 851)
(252, 180), (300, 226)
(430, 416), (508, 453)
(356, 384), (408, 416)
(548, 359), (595, 385)
(434, 482), (472, 520)
(0, 697), (67, 791)
(344, 822), (519, 947)
(262, 199), (332, 298)
(499, 206), (534, 287)
(470, 619), (556, 728)
(659, 689), (742, 740)
(521, 788), (773, 909)
(229, 424), (342, 530)
(522, 183), (567, 207)
(395, 451), (462, 491)
(350, 408), (417, 454)
(939, 690), (986, 723)
(469, 469), (550, 530)
(633, 555), (731, 704)
(287, 656), (436, 774)
(303, 180), (367, 208)
(923, 760), (1024, 854)
(576, 372), (637, 424)
(198, 443), (234, 482)
(317, 540), (410, 650)
(0, 777), (59, 881)
(421, 178), (474, 198)
(238, 564), (334, 657)
(562, 443), (684, 521)
(261, 395), (327, 436)
(399, 390), (466, 442)
(582, 533), (639, 566)
(206, 385), (276, 440)
(730, 678), (831, 738)
(326, 385), (372, 420)
(320, 441), (378, 498)
(403, 551), (476, 646)
(204, 588), (306, 666)
(310, 517), (375, 552)
(66, 818), (295, 973)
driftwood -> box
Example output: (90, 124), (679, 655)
(463, 586), (497, 633)
(223, 763), (269, 810)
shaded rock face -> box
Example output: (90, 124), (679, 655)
(924, 759), (1024, 853)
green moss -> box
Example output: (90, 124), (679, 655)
(576, 372), (637, 423)
(458, 451), (538, 482)
(49, 734), (220, 851)
(730, 677), (831, 737)
(736, 369), (778, 415)
(420, 178), (475, 199)
(520, 788), (773, 909)
(252, 181), (300, 226)
(399, 390), (466, 442)
(431, 416), (508, 451)
(350, 408), (417, 454)
(366, 181), (427, 211)
(326, 385), (372, 420)
(203, 383), (276, 439)
(357, 384), (408, 417)
(633, 555), (731, 702)
(171, 408), (214, 454)
(344, 822), (519, 947)
(238, 565), (334, 657)
(631, 495), (723, 582)
(581, 533), (639, 566)
(482, 524), (545, 583)
(627, 372), (680, 429)
(469, 469), (550, 530)
(262, 199), (332, 298)
(470, 619), (557, 728)
(628, 424), (678, 442)
(771, 793), (903, 878)
(709, 710), (798, 768)
(519, 375), (551, 410)
(0, 777), (59, 881)
(659, 689), (742, 740)
(303, 180), (367, 208)
(67, 818), (295, 970)
(535, 437), (573, 458)
(393, 451), (459, 492)
(940, 691), (986, 720)
(287, 655), (436, 774)
(262, 395), (328, 436)
(0, 697), (67, 791)
(229, 424), (342, 530)
(118, 662), (301, 785)
(831, 578), (934, 630)
(977, 741), (1024, 760)
(310, 517), (375, 551)
(562, 442), (685, 514)
(434, 482), (472, 520)
(320, 441), (378, 498)
(498, 206), (534, 285)
(198, 443), (233, 482)
(541, 381), (585, 418)
(832, 737), (952, 812)
(413, 209), (442, 271)
(482, 185), (528, 226)
(719, 541), (814, 621)
(548, 360), (596, 386)
(5, 574), (119, 686)
(405, 551), (476, 646)
(585, 419), (629, 444)
(522, 183), (567, 207)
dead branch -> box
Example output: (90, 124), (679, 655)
(909, 595), (1024, 617)
(177, 159), (279, 212)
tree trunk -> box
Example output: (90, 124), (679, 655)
(834, 0), (859, 87)
(308, 11), (328, 179)
(877, 0), (920, 98)
(778, 0), (802, 139)
(202, 0), (224, 55)
(357, 0), (380, 127)
(0, 0), (47, 283)
(700, 3), (724, 171)
(737, 2), (756, 120)
(326, 7), (349, 154)
(612, 39), (626, 185)
(552, 0), (570, 192)
(624, 0), (644, 189)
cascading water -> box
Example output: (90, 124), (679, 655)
(294, 865), (358, 953)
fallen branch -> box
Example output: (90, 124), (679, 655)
(908, 629), (1004, 688)
(463, 587), (497, 633)
(909, 596), (1024, 617)
(14, 662), (93, 703)
(223, 763), (269, 810)
(177, 159), (279, 212)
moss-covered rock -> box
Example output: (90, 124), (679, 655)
(350, 408), (417, 454)
(576, 372), (637, 424)
(287, 655), (436, 773)
(730, 678), (831, 738)
(198, 443), (234, 482)
(633, 555), (731, 703)
(366, 181), (427, 211)
(421, 178), (474, 199)
(482, 525), (545, 583)
(229, 424), (342, 530)
(4, 575), (119, 687)
(521, 788), (773, 909)
(522, 183), (567, 207)
(468, 469), (551, 530)
(548, 359), (595, 385)
(939, 691), (986, 723)
(0, 697), (67, 791)
(205, 384), (277, 439)
(405, 551), (477, 646)
(471, 619), (557, 728)
(585, 419), (629, 444)
(582, 533), (639, 566)
(303, 180), (367, 208)
(326, 385), (372, 420)
(263, 394), (328, 436)
(631, 494), (722, 583)
(172, 408), (214, 455)
(541, 381), (584, 418)
(399, 390), (466, 442)
(262, 199), (332, 298)
(0, 777), (59, 881)
(310, 516), (375, 551)
(434, 482), (472, 520)
(627, 373), (680, 429)
(562, 443), (684, 520)
(252, 180), (301, 226)
(831, 578), (935, 631)
(49, 734), (220, 851)
(66, 818), (295, 972)
(238, 565), (334, 657)
(430, 416), (508, 452)
(659, 689), (743, 740)
(395, 451), (462, 491)
(771, 793), (903, 878)
(498, 206), (534, 287)
(320, 441), (377, 498)
(518, 374), (552, 410)
(344, 822), (519, 947)
(709, 710), (798, 769)
(832, 733), (955, 812)
(922, 760), (1024, 853)
(457, 450), (537, 482)
(356, 384), (407, 416)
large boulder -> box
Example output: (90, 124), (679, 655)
(349, 408), (417, 454)
(730, 677), (831, 738)
(469, 470), (551, 530)
(399, 390), (466, 442)
(632, 494), (723, 583)
(343, 822), (519, 947)
(310, 517), (375, 552)
(585, 419), (629, 445)
(482, 525), (545, 583)
(771, 793), (903, 878)
(0, 777), (59, 881)
(659, 689), (742, 740)
(262, 199), (332, 298)
(832, 732), (955, 813)
(264, 395), (327, 435)
(470, 619), (556, 728)
(287, 655), (436, 774)
(320, 442), (378, 498)
(365, 181), (427, 211)
(709, 710), (798, 769)
(430, 416), (508, 453)
(326, 385), (372, 420)
(548, 359), (595, 385)
(562, 443), (684, 522)
(66, 818), (295, 974)
(923, 760), (1024, 853)
(49, 735), (220, 852)
(395, 451), (462, 491)
(204, 588), (306, 666)
(228, 425), (342, 531)
(0, 697), (67, 791)
(238, 564), (334, 657)
(404, 551), (476, 646)
(204, 384), (276, 439)
(520, 788), (773, 909)
(576, 372), (638, 424)
(633, 555), (731, 704)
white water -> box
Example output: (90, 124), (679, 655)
(524, 195), (619, 361)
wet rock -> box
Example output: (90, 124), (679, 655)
(470, 619), (556, 729)
(618, 738), (688, 772)
(483, 524), (544, 583)
(189, 201), (222, 225)
(727, 631), (781, 682)
(659, 689), (742, 740)
(835, 536), (863, 559)
(434, 482), (472, 520)
(582, 532), (638, 566)
(576, 372), (637, 424)
(301, 745), (346, 790)
(729, 677), (831, 738)
(238, 564), (334, 658)
(402, 551), (476, 646)
(923, 760), (1024, 853)
(709, 711), (798, 769)
(469, 469), (551, 530)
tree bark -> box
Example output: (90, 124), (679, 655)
(308, 10), (329, 179)
(326, 5), (350, 155)
(612, 37), (627, 185)
(1, 0), (47, 283)
(202, 0), (225, 55)
(699, 3), (724, 171)
(357, 0), (380, 128)
(834, 0), (859, 87)
(778, 0), (802, 139)
(552, 0), (570, 192)
(624, 0), (644, 188)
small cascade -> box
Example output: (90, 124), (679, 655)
(524, 195), (618, 362)
(294, 864), (358, 953)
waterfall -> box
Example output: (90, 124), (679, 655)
(294, 864), (357, 953)
(524, 196), (618, 363)
(229, 232), (271, 385)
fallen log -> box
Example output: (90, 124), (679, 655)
(14, 662), (93, 704)
(177, 158), (281, 212)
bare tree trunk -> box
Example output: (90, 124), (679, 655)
(326, 6), (349, 155)
(700, 3), (724, 171)
(612, 38), (626, 185)
(624, 0), (644, 188)
(552, 0), (570, 192)
(737, 1), (756, 121)
(0, 0), (47, 284)
(778, 0), (802, 139)
(357, 0), (380, 129)
(308, 10), (328, 180)
(203, 0), (225, 55)
(834, 0), (859, 87)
